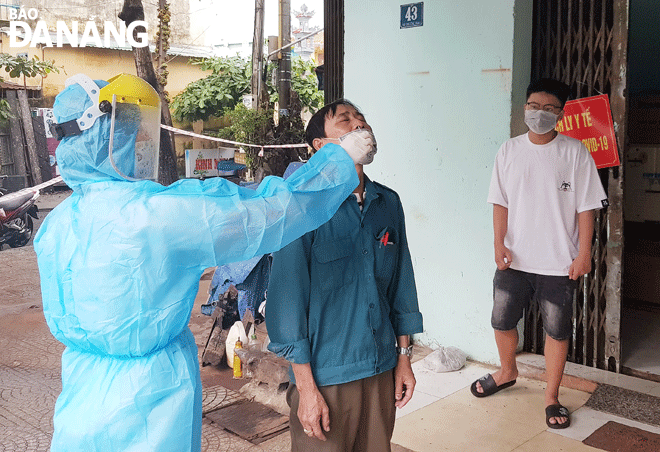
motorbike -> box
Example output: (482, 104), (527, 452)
(0, 177), (39, 250)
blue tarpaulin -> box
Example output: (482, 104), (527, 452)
(216, 159), (246, 172)
(202, 254), (271, 319)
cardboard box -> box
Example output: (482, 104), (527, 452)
(234, 150), (247, 165)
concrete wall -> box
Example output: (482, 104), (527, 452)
(344, 1), (533, 363)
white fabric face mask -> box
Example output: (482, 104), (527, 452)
(326, 128), (378, 165)
(524, 109), (559, 135)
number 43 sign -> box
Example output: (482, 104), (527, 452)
(401, 2), (424, 29)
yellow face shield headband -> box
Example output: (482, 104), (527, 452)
(51, 74), (160, 140)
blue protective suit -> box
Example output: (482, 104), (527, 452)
(33, 80), (358, 451)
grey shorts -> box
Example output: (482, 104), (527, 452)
(491, 269), (577, 341)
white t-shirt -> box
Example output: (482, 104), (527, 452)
(488, 132), (608, 276)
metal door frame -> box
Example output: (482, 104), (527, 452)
(323, 0), (343, 103)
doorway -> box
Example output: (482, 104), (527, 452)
(526, 0), (626, 373)
(621, 0), (660, 382)
(527, 0), (660, 381)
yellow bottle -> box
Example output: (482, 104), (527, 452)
(232, 339), (243, 379)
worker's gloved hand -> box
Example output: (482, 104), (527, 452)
(339, 129), (377, 165)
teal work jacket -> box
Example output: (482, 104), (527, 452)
(266, 177), (423, 387)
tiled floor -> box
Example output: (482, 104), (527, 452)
(517, 353), (660, 396)
(390, 357), (660, 452)
(5, 241), (658, 452)
(552, 406), (660, 442)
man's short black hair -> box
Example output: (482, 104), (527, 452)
(526, 78), (571, 107)
(305, 99), (363, 148)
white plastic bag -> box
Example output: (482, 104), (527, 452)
(422, 346), (467, 372)
(225, 320), (248, 367)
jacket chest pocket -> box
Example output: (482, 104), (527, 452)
(312, 238), (356, 292)
(372, 226), (398, 283)
(374, 241), (397, 284)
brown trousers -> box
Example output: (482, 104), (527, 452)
(287, 369), (396, 452)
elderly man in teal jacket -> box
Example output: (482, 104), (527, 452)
(267, 99), (423, 452)
(34, 74), (377, 452)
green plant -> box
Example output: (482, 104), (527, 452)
(213, 103), (275, 171)
(216, 103), (275, 145)
(212, 103), (308, 178)
(0, 54), (59, 121)
(0, 53), (60, 87)
(0, 99), (12, 123)
(172, 55), (324, 122)
(290, 57), (324, 112)
(171, 56), (251, 122)
(263, 57), (324, 113)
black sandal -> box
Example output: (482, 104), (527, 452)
(545, 404), (571, 429)
(470, 373), (516, 398)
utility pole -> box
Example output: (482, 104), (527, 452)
(251, 0), (265, 110)
(119, 0), (178, 185)
(278, 0), (291, 117)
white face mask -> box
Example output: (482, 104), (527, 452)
(324, 128), (378, 165)
(524, 109), (559, 135)
(339, 128), (377, 151)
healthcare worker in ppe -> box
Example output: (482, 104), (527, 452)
(34, 73), (377, 452)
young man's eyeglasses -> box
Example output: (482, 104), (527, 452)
(525, 102), (562, 114)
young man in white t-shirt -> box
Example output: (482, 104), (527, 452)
(471, 78), (608, 429)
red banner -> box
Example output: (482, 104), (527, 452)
(556, 94), (620, 169)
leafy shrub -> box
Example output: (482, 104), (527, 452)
(172, 55), (324, 122)
(171, 56), (251, 122)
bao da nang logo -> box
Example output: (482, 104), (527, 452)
(8, 8), (149, 48)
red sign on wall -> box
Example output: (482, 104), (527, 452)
(556, 94), (620, 169)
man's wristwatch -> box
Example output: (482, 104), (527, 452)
(396, 345), (413, 357)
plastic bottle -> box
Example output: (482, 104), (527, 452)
(248, 333), (261, 351)
(225, 321), (248, 367)
(232, 339), (243, 379)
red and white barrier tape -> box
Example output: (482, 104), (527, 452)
(0, 176), (63, 204)
(160, 124), (309, 152)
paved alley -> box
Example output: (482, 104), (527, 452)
(2, 192), (660, 451)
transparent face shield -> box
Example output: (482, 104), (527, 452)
(108, 94), (161, 182)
